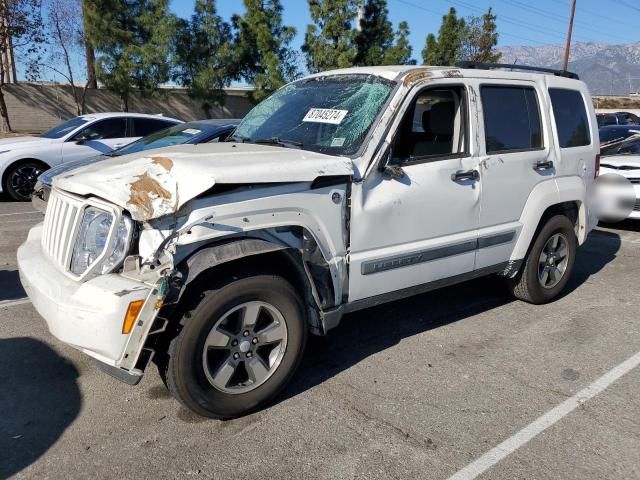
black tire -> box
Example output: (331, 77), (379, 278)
(163, 273), (307, 419)
(4, 160), (47, 201)
(507, 215), (577, 304)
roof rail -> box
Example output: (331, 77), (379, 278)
(456, 61), (579, 80)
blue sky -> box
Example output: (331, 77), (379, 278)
(32, 0), (639, 83)
(171, 0), (640, 55)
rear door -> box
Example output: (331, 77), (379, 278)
(470, 79), (554, 269)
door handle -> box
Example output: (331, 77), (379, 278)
(451, 169), (480, 182)
(533, 160), (554, 171)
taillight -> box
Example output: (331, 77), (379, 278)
(594, 154), (600, 178)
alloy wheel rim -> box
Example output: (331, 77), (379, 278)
(538, 233), (570, 289)
(202, 300), (288, 394)
(10, 165), (43, 198)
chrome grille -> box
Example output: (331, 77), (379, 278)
(41, 190), (83, 271)
(629, 178), (640, 184)
(634, 199), (640, 212)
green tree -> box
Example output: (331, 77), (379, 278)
(173, 0), (233, 116)
(460, 7), (501, 63)
(232, 0), (298, 103)
(84, 0), (176, 111)
(302, 0), (357, 73)
(421, 7), (465, 66)
(354, 0), (393, 66)
(383, 21), (415, 65)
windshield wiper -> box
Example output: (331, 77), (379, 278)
(103, 150), (122, 157)
(225, 134), (251, 143)
(253, 137), (303, 149)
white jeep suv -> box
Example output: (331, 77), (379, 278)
(18, 64), (600, 418)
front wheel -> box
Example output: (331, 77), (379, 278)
(4, 161), (47, 201)
(507, 215), (577, 304)
(163, 273), (307, 419)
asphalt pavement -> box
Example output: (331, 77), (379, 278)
(1, 199), (639, 480)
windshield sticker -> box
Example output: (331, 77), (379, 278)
(303, 108), (349, 125)
(331, 137), (346, 147)
(182, 128), (201, 135)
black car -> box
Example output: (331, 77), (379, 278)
(601, 134), (640, 156)
(33, 119), (240, 210)
(597, 111), (640, 127)
(103, 118), (240, 157)
(599, 125), (640, 144)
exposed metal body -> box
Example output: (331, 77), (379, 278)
(18, 65), (600, 383)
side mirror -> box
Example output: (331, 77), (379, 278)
(378, 144), (406, 180)
(75, 138), (86, 145)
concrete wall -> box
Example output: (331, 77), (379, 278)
(3, 83), (255, 133)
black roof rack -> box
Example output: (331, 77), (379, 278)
(455, 61), (579, 80)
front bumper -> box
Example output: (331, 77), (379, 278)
(18, 223), (163, 379)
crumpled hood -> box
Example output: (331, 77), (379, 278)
(0, 136), (54, 150)
(54, 142), (354, 221)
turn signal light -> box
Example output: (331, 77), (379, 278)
(122, 300), (145, 334)
(595, 154), (600, 178)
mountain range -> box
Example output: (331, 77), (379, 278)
(498, 42), (640, 95)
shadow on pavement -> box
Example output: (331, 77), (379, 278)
(563, 229), (622, 297)
(0, 270), (26, 302)
(280, 228), (622, 407)
(0, 338), (81, 480)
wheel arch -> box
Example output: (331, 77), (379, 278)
(165, 228), (341, 336)
(1, 157), (51, 191)
(511, 176), (586, 261)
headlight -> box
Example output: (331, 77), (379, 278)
(70, 206), (133, 276)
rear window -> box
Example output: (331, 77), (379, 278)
(133, 118), (177, 137)
(481, 86), (543, 154)
(549, 89), (591, 148)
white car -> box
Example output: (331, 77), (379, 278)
(18, 64), (599, 419)
(599, 155), (640, 219)
(0, 112), (182, 201)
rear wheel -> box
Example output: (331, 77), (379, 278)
(163, 273), (307, 419)
(4, 161), (47, 201)
(507, 215), (577, 304)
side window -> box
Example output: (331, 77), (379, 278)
(391, 86), (467, 164)
(133, 118), (175, 137)
(73, 118), (127, 140)
(481, 86), (542, 154)
(549, 88), (591, 148)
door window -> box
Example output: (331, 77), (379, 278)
(548, 88), (591, 148)
(391, 86), (467, 164)
(133, 118), (176, 137)
(481, 86), (543, 153)
(73, 118), (127, 141)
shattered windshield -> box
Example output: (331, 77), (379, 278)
(231, 74), (396, 156)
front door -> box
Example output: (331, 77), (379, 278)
(348, 83), (481, 302)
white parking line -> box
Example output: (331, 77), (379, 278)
(3, 218), (43, 224)
(0, 211), (39, 217)
(0, 298), (31, 308)
(447, 350), (640, 480)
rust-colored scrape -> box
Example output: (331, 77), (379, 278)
(443, 69), (463, 78)
(150, 156), (174, 171)
(128, 171), (173, 220)
(403, 69), (432, 86)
